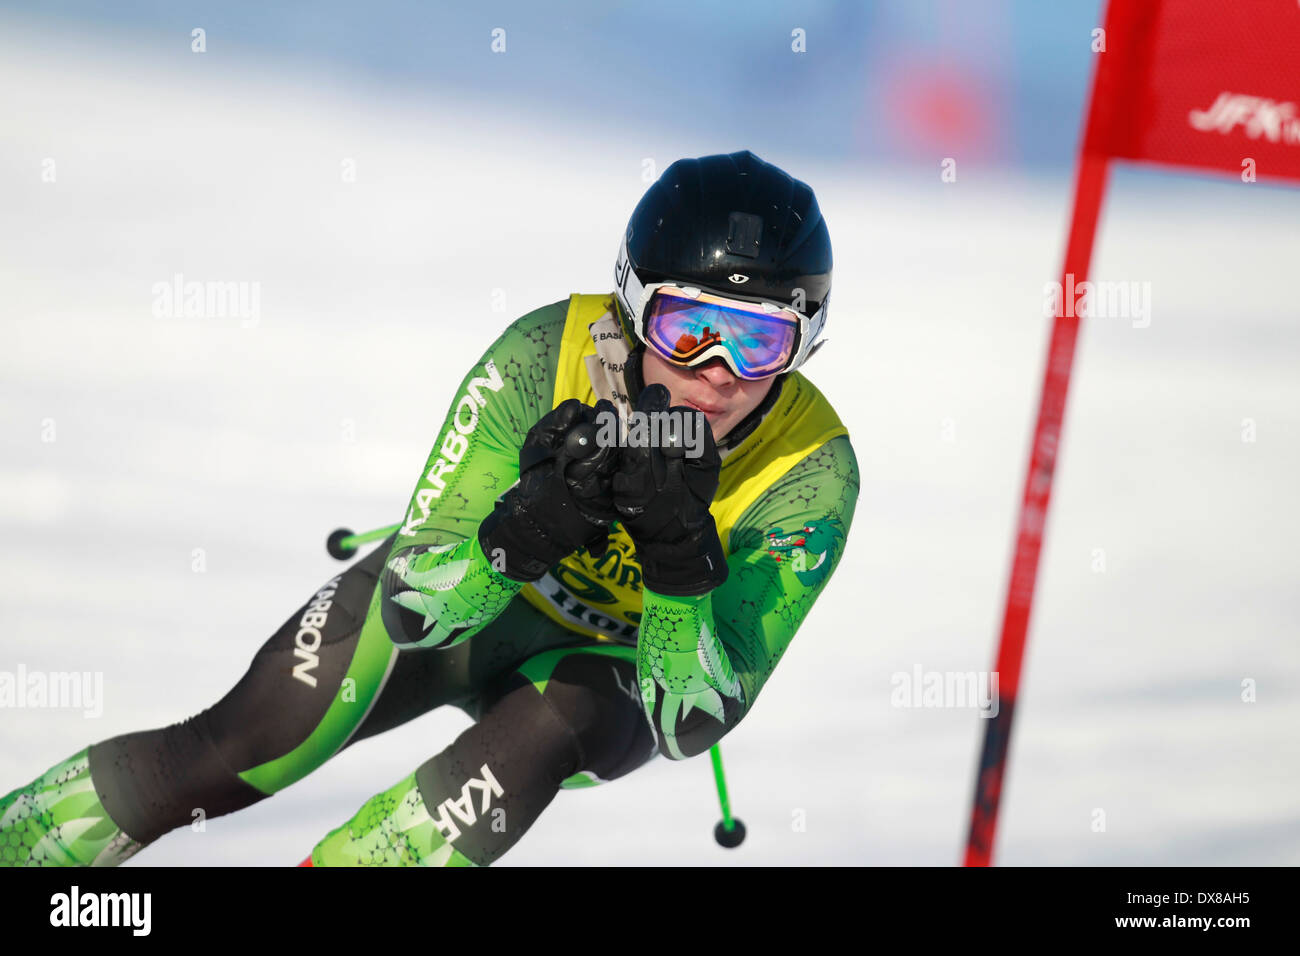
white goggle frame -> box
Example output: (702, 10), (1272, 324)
(613, 234), (828, 377)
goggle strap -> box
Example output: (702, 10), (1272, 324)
(804, 337), (828, 363)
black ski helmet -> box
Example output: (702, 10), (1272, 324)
(613, 150), (833, 375)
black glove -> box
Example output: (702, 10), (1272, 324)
(478, 398), (620, 582)
(612, 384), (728, 596)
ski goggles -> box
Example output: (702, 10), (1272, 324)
(639, 285), (804, 381)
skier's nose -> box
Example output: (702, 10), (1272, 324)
(695, 359), (736, 390)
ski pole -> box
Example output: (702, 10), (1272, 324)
(710, 744), (746, 847)
(326, 524), (401, 559)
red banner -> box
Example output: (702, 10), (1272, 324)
(1085, 0), (1300, 183)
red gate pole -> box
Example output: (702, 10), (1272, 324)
(962, 147), (1111, 867)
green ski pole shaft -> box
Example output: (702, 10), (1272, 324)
(710, 745), (746, 848)
(326, 524), (401, 559)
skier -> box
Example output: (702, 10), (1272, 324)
(1, 150), (860, 867)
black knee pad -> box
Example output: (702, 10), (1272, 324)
(412, 651), (657, 862)
(414, 671), (583, 865)
(536, 653), (658, 784)
(89, 715), (269, 845)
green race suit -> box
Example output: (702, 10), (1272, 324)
(381, 293), (859, 760)
(1, 293), (858, 867)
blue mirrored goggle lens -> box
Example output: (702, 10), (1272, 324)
(643, 292), (798, 379)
